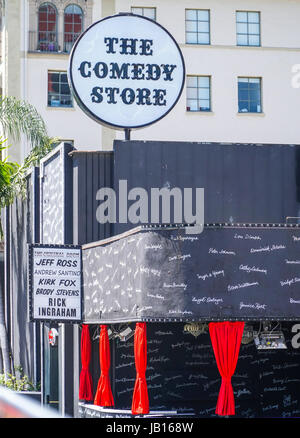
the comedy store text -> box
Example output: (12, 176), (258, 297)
(78, 37), (177, 106)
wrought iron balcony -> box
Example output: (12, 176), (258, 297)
(28, 31), (81, 54)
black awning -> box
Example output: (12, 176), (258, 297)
(82, 224), (300, 323)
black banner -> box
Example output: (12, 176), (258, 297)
(82, 225), (300, 323)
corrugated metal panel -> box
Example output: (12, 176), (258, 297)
(114, 141), (300, 234)
(71, 151), (114, 245)
(8, 168), (40, 382)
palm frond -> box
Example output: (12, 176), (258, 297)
(0, 96), (48, 149)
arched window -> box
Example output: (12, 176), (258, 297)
(64, 4), (83, 52)
(38, 3), (58, 52)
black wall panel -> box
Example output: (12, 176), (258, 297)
(9, 168), (40, 383)
(113, 141), (300, 234)
(72, 151), (114, 246)
(95, 322), (300, 418)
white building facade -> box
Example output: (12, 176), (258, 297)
(1, 0), (300, 162)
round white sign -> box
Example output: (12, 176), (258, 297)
(68, 13), (185, 130)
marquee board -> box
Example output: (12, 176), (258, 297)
(82, 225), (300, 322)
(28, 244), (82, 323)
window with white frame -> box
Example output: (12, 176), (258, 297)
(185, 9), (210, 45)
(236, 11), (260, 46)
(238, 77), (262, 113)
(48, 71), (73, 107)
(186, 76), (211, 112)
(131, 7), (156, 21)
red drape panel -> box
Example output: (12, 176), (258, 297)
(94, 325), (114, 407)
(131, 322), (149, 415)
(79, 324), (93, 401)
(209, 321), (245, 416)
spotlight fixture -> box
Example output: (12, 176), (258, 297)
(253, 322), (287, 350)
(183, 322), (208, 338)
(241, 324), (254, 344)
(107, 328), (115, 340)
(117, 326), (134, 342)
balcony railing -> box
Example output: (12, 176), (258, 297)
(28, 31), (81, 54)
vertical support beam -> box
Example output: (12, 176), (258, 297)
(32, 167), (41, 388)
(58, 143), (74, 417)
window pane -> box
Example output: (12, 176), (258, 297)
(131, 8), (143, 15)
(198, 76), (210, 87)
(238, 89), (248, 101)
(187, 87), (198, 99)
(236, 22), (247, 34)
(186, 9), (197, 20)
(65, 12), (73, 23)
(61, 83), (70, 94)
(198, 88), (209, 99)
(199, 99), (210, 111)
(60, 95), (72, 106)
(61, 73), (68, 83)
(248, 12), (259, 23)
(249, 87), (260, 100)
(143, 8), (156, 19)
(249, 101), (259, 112)
(186, 32), (197, 44)
(198, 33), (209, 44)
(186, 21), (197, 32)
(236, 11), (248, 22)
(187, 76), (198, 87)
(248, 35), (260, 46)
(198, 21), (209, 32)
(248, 23), (260, 34)
(49, 72), (59, 82)
(73, 23), (82, 33)
(49, 95), (60, 106)
(197, 10), (209, 21)
(239, 102), (249, 112)
(131, 7), (155, 20)
(237, 34), (248, 45)
(187, 99), (198, 111)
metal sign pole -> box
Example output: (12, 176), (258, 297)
(124, 129), (131, 141)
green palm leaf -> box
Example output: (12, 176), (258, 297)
(0, 96), (48, 149)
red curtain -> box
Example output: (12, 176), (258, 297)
(79, 324), (93, 401)
(94, 325), (114, 407)
(209, 321), (245, 416)
(131, 322), (149, 415)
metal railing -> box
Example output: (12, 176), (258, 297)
(28, 31), (81, 54)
